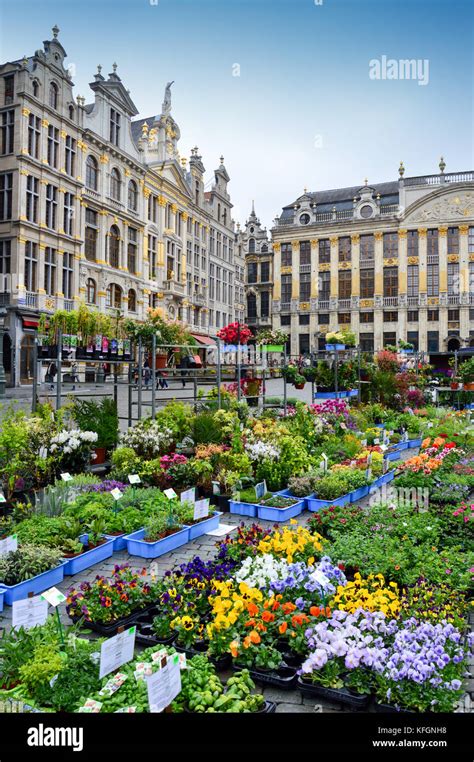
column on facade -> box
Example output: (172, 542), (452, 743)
(437, 226), (448, 348)
(18, 168), (28, 220)
(120, 221), (127, 271)
(417, 228), (428, 351)
(350, 234), (360, 341)
(55, 249), (64, 308)
(157, 195), (167, 285)
(291, 241), (299, 299)
(20, 107), (30, 159)
(329, 235), (338, 330)
(373, 231), (383, 350)
(459, 224), (470, 340)
(397, 229), (408, 344)
(309, 239), (319, 352)
(272, 243), (281, 300)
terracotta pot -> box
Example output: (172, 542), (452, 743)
(295, 383), (305, 390)
(450, 381), (461, 390)
(93, 447), (107, 464)
(155, 353), (168, 369)
(464, 382), (474, 391)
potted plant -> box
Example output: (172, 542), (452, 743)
(281, 364), (305, 388)
(459, 357), (474, 391)
(398, 339), (415, 354)
(325, 331), (346, 351)
(71, 398), (119, 465)
(293, 373), (306, 390)
(216, 321), (253, 346)
(255, 328), (288, 353)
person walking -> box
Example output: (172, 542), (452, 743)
(71, 361), (79, 391)
(178, 354), (190, 388)
(143, 360), (151, 389)
(157, 370), (169, 389)
(46, 361), (57, 391)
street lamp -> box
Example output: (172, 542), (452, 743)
(0, 307), (7, 398)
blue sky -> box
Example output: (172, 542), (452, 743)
(1, 0), (473, 228)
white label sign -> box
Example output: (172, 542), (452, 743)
(147, 654), (181, 713)
(164, 488), (177, 500)
(128, 474), (141, 485)
(0, 534), (17, 556)
(40, 586), (66, 607)
(193, 498), (210, 521)
(320, 453), (328, 473)
(60, 472), (73, 482)
(110, 488), (124, 501)
(180, 488), (196, 504)
(255, 481), (266, 500)
(99, 626), (136, 679)
(0, 493), (6, 503)
(310, 569), (331, 588)
(211, 481), (220, 496)
(12, 595), (49, 629)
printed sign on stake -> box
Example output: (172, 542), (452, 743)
(60, 472), (73, 482)
(40, 587), (66, 608)
(128, 474), (141, 485)
(164, 488), (178, 500)
(0, 534), (17, 556)
(254, 481), (266, 500)
(99, 626), (136, 679)
(180, 488), (196, 504)
(193, 498), (209, 521)
(110, 488), (124, 501)
(12, 595), (48, 630)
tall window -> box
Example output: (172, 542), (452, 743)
(427, 263), (439, 296)
(44, 247), (56, 295)
(427, 229), (439, 258)
(127, 227), (137, 273)
(0, 240), (11, 275)
(248, 238), (255, 253)
(407, 230), (418, 257)
(109, 109), (120, 146)
(447, 262), (459, 295)
(300, 240), (311, 265)
(261, 291), (270, 317)
(64, 135), (76, 176)
(469, 227), (474, 254)
(338, 269), (351, 298)
(319, 270), (330, 298)
(383, 267), (398, 296)
(62, 252), (73, 299)
(127, 288), (137, 312)
(85, 155), (98, 190)
(26, 175), (39, 222)
(281, 242), (292, 266)
(27, 114), (41, 158)
(299, 272), (311, 301)
(109, 225), (120, 268)
(45, 184), (58, 229)
(447, 227), (459, 255)
(281, 274), (292, 303)
(86, 277), (96, 304)
(4, 75), (14, 105)
(49, 82), (58, 110)
(32, 80), (39, 98)
(85, 208), (97, 261)
(0, 110), (14, 155)
(338, 236), (351, 263)
(247, 262), (257, 283)
(148, 234), (157, 278)
(360, 234), (374, 261)
(148, 194), (157, 222)
(360, 268), (374, 298)
(427, 330), (439, 353)
(0, 173), (12, 220)
(128, 180), (138, 211)
(106, 283), (122, 308)
(24, 241), (37, 291)
(407, 265), (419, 297)
(383, 232), (398, 258)
(110, 168), (121, 201)
(47, 125), (59, 167)
(261, 261), (270, 282)
(247, 293), (257, 319)
(319, 239), (331, 263)
(63, 192), (74, 236)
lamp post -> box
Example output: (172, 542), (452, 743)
(0, 307), (7, 398)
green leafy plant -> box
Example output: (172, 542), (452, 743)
(0, 545), (63, 585)
(71, 398), (119, 450)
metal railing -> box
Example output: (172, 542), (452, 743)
(25, 291), (38, 308)
(64, 299), (74, 312)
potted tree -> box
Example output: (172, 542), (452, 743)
(71, 398), (119, 464)
(459, 357), (474, 391)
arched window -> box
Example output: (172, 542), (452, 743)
(247, 292), (257, 319)
(86, 277), (96, 304)
(49, 82), (58, 110)
(127, 288), (137, 312)
(127, 180), (138, 211)
(68, 104), (74, 120)
(248, 238), (256, 253)
(32, 80), (39, 98)
(85, 155), (98, 190)
(108, 225), (120, 268)
(106, 283), (122, 309)
(110, 168), (121, 201)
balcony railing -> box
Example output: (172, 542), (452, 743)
(64, 299), (74, 312)
(380, 204), (400, 215)
(299, 264), (311, 273)
(0, 293), (10, 307)
(338, 299), (351, 309)
(318, 299), (330, 310)
(383, 296), (398, 307)
(470, 294), (474, 305)
(280, 302), (291, 312)
(25, 291), (38, 308)
(407, 296), (419, 307)
(448, 294), (460, 306)
(404, 171), (474, 187)
(84, 187), (100, 200)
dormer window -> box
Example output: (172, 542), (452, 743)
(248, 238), (256, 253)
(110, 108), (120, 146)
(299, 213), (310, 225)
(360, 204), (374, 219)
(49, 82), (58, 110)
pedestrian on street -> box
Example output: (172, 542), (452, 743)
(143, 360), (151, 388)
(178, 354), (190, 388)
(71, 361), (79, 390)
(157, 370), (169, 389)
(45, 361), (57, 391)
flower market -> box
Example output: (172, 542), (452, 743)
(0, 318), (473, 751)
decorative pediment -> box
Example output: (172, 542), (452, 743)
(404, 188), (474, 224)
(89, 74), (138, 116)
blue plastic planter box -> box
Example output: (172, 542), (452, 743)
(369, 470), (396, 493)
(277, 488), (314, 510)
(314, 391), (349, 400)
(62, 536), (114, 575)
(408, 438), (422, 449)
(257, 498), (304, 522)
(187, 511), (222, 540)
(347, 389), (358, 397)
(125, 526), (190, 558)
(1, 564), (64, 605)
(325, 344), (345, 351)
(229, 500), (258, 517)
(389, 441), (406, 451)
(103, 532), (129, 551)
(386, 449), (403, 462)
(306, 492), (351, 512)
(349, 485), (370, 503)
(0, 587), (4, 612)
